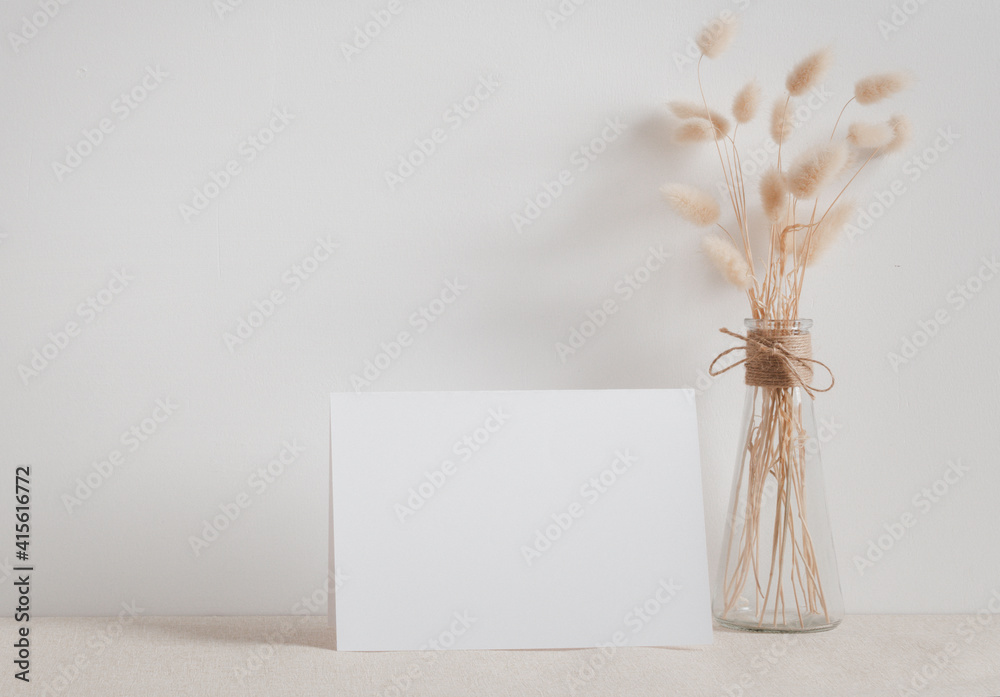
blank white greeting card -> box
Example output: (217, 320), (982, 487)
(330, 389), (712, 650)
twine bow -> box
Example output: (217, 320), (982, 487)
(708, 328), (835, 399)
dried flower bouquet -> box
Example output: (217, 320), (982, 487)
(662, 15), (910, 630)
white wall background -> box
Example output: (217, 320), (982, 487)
(0, 0), (997, 616)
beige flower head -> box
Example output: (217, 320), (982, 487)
(760, 168), (787, 221)
(667, 101), (731, 138)
(854, 71), (911, 104)
(702, 236), (752, 289)
(732, 80), (762, 124)
(847, 121), (895, 149)
(786, 47), (832, 96)
(661, 184), (720, 226)
(884, 114), (912, 153)
(696, 13), (737, 59)
(788, 142), (849, 199)
(673, 119), (717, 143)
(668, 101), (710, 119)
(770, 98), (794, 143)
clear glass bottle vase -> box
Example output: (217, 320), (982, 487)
(712, 319), (843, 632)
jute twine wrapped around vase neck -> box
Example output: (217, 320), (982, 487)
(708, 327), (835, 398)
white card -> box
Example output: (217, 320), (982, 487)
(330, 389), (712, 650)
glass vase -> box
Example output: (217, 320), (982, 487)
(712, 319), (843, 632)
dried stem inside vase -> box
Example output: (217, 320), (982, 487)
(720, 384), (831, 629)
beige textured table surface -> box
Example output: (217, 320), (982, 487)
(5, 615), (998, 696)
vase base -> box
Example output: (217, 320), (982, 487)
(714, 616), (842, 633)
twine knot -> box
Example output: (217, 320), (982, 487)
(708, 327), (834, 398)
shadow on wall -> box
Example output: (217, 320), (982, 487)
(455, 109), (712, 390)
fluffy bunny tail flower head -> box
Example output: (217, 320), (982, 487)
(786, 47), (832, 96)
(674, 118), (720, 143)
(696, 13), (737, 59)
(732, 80), (762, 124)
(854, 71), (911, 104)
(788, 142), (848, 199)
(668, 100), (711, 119)
(847, 121), (894, 149)
(760, 168), (787, 221)
(770, 98), (794, 143)
(702, 236), (753, 289)
(884, 114), (912, 153)
(661, 184), (720, 226)
(667, 101), (732, 137)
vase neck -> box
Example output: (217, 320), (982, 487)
(745, 318), (812, 335)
